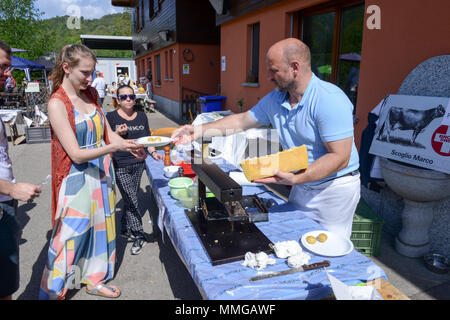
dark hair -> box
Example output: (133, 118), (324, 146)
(50, 44), (97, 95)
(0, 39), (12, 55)
(116, 84), (134, 96)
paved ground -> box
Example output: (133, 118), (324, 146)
(7, 98), (450, 300)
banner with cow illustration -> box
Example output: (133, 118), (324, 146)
(369, 94), (450, 174)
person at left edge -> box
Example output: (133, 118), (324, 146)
(0, 39), (42, 301)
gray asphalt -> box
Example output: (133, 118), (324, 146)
(9, 106), (202, 300)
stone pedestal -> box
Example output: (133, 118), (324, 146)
(380, 158), (450, 258)
(395, 200), (434, 257)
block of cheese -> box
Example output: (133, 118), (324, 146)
(150, 127), (178, 137)
(240, 145), (308, 181)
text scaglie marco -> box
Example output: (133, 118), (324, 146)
(391, 149), (434, 164)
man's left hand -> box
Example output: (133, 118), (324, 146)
(252, 170), (297, 185)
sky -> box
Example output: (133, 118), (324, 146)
(36, 0), (124, 19)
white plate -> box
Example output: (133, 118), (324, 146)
(136, 136), (172, 147)
(300, 230), (354, 257)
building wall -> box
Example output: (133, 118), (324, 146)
(178, 43), (221, 98)
(151, 43), (179, 100)
(356, 0), (450, 148)
(137, 43), (220, 101)
(220, 0), (327, 113)
(133, 0), (177, 58)
(130, 0), (221, 122)
(176, 0), (220, 44)
(132, 0), (219, 59)
(135, 42), (220, 122)
(221, 0), (450, 147)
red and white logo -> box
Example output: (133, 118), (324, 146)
(431, 125), (450, 156)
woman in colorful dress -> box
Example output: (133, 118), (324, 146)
(39, 44), (144, 300)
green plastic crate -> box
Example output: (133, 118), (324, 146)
(351, 199), (384, 257)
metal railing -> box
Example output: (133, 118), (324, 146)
(180, 87), (209, 123)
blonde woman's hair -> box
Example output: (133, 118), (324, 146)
(50, 44), (97, 95)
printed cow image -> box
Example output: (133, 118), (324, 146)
(377, 104), (446, 145)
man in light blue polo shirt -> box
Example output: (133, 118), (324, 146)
(248, 64), (359, 186)
(172, 38), (360, 239)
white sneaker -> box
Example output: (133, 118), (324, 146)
(130, 238), (146, 255)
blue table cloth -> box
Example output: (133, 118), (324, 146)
(144, 155), (388, 300)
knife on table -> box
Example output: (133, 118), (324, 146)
(250, 260), (330, 282)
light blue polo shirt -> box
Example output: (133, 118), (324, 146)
(248, 73), (359, 185)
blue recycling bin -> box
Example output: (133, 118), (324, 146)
(198, 95), (226, 113)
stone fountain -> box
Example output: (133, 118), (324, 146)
(378, 55), (450, 258)
(379, 158), (450, 257)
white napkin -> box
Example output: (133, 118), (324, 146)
(242, 252), (276, 270)
(273, 240), (303, 259)
(23, 116), (33, 128)
(229, 171), (262, 186)
(287, 253), (311, 268)
(34, 105), (48, 124)
(273, 240), (311, 268)
(326, 271), (383, 300)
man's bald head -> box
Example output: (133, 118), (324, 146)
(268, 38), (311, 69)
(266, 38), (313, 94)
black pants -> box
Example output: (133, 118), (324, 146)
(0, 199), (19, 298)
(115, 162), (145, 237)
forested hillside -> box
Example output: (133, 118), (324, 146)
(0, 0), (132, 61)
(40, 11), (133, 58)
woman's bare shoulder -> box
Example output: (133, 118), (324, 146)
(47, 97), (68, 117)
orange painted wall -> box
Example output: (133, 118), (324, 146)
(220, 0), (327, 113)
(137, 44), (179, 100)
(221, 0), (450, 150)
(136, 43), (220, 103)
(178, 43), (221, 98)
(356, 0), (450, 148)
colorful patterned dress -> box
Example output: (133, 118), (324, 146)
(39, 107), (116, 300)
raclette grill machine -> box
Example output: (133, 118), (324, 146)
(185, 137), (273, 266)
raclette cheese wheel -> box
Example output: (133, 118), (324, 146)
(150, 127), (178, 137)
(240, 145), (308, 181)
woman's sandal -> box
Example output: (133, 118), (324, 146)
(85, 284), (121, 298)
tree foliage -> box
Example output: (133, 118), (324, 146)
(0, 0), (132, 60)
(40, 11), (133, 59)
(0, 0), (51, 60)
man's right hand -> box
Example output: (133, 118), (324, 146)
(11, 183), (42, 202)
(171, 125), (195, 145)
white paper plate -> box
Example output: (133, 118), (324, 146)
(301, 230), (354, 257)
(136, 136), (172, 147)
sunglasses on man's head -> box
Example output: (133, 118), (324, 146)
(118, 94), (136, 101)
